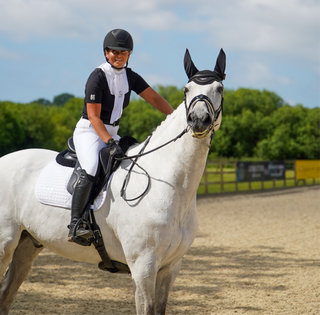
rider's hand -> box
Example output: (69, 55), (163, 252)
(104, 139), (124, 172)
(105, 138), (116, 147)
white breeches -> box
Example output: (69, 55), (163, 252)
(73, 118), (120, 177)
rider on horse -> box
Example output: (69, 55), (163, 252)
(68, 29), (173, 242)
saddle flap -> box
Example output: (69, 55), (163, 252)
(67, 160), (81, 194)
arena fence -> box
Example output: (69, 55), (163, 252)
(197, 160), (320, 195)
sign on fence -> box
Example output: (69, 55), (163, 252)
(237, 161), (286, 182)
(296, 160), (320, 180)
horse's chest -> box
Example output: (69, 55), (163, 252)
(162, 207), (198, 260)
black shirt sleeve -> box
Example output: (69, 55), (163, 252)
(128, 69), (149, 95)
(84, 69), (105, 104)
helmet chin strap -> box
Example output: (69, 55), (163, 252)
(105, 58), (129, 70)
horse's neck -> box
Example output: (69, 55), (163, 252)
(144, 103), (210, 200)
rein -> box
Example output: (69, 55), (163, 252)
(115, 127), (189, 162)
(117, 127), (189, 202)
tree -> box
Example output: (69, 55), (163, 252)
(0, 87), (319, 160)
(31, 98), (52, 106)
(53, 93), (75, 106)
(0, 102), (26, 155)
(119, 85), (184, 141)
(211, 89), (286, 158)
(155, 85), (184, 109)
(119, 98), (166, 142)
(223, 88), (284, 117)
(48, 98), (83, 151)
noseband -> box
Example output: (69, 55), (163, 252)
(184, 91), (223, 138)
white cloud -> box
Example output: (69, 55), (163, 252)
(190, 0), (320, 61)
(0, 0), (95, 40)
(0, 0), (176, 40)
(0, 0), (318, 60)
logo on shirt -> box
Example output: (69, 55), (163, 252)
(90, 94), (95, 101)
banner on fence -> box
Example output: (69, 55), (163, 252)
(296, 160), (320, 180)
(237, 161), (286, 182)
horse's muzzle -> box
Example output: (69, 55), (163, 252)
(187, 108), (214, 138)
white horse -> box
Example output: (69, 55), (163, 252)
(0, 49), (226, 315)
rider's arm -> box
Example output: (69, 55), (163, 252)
(139, 87), (174, 115)
(87, 103), (113, 143)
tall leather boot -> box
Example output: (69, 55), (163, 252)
(68, 170), (95, 242)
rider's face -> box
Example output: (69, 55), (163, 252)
(105, 49), (131, 68)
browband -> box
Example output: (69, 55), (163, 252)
(188, 70), (222, 85)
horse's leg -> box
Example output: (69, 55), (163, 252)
(0, 228), (20, 281)
(154, 259), (182, 315)
(0, 231), (43, 315)
(131, 256), (159, 315)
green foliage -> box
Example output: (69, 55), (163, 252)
(211, 88), (320, 160)
(154, 85), (184, 109)
(0, 86), (318, 160)
(19, 103), (56, 149)
(119, 98), (166, 142)
(0, 102), (26, 155)
(53, 93), (75, 106)
(119, 86), (184, 142)
(254, 105), (320, 159)
(223, 88), (284, 116)
(31, 98), (52, 106)
(0, 97), (82, 155)
(48, 98), (83, 151)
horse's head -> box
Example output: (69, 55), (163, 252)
(184, 48), (226, 138)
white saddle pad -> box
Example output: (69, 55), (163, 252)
(35, 159), (109, 211)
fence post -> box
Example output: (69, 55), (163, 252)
(235, 162), (238, 192)
(220, 162), (223, 192)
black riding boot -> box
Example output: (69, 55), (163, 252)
(68, 170), (95, 242)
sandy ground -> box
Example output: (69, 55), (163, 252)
(10, 186), (320, 315)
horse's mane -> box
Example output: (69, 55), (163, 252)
(148, 101), (185, 142)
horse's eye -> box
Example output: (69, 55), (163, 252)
(217, 86), (224, 94)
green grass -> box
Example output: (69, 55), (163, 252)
(197, 165), (320, 195)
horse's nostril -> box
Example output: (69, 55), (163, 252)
(204, 115), (212, 126)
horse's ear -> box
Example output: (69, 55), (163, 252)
(213, 48), (226, 81)
(184, 49), (199, 79)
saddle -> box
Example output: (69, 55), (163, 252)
(56, 136), (138, 197)
(56, 136), (138, 274)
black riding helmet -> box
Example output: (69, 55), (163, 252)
(103, 29), (133, 53)
(103, 29), (133, 69)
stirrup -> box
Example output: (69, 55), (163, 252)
(68, 221), (93, 243)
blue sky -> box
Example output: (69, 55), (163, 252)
(0, 0), (319, 108)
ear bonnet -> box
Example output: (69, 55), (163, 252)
(184, 49), (226, 85)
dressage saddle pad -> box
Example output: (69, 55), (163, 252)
(35, 159), (110, 211)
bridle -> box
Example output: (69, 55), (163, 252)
(184, 92), (223, 138)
